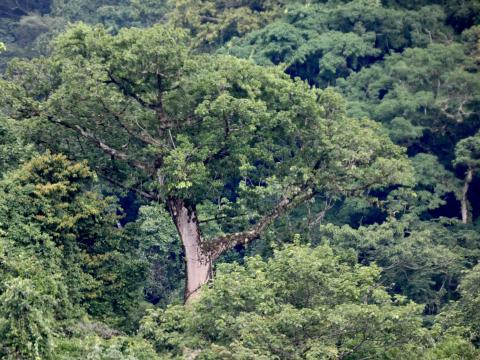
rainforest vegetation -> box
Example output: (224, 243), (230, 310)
(0, 0), (479, 359)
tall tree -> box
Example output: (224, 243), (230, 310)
(2, 23), (412, 301)
(453, 132), (480, 224)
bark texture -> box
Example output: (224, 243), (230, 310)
(461, 168), (473, 224)
(169, 198), (212, 302)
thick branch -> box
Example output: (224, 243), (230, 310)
(439, 98), (475, 123)
(198, 212), (249, 224)
(200, 15), (220, 24)
(101, 174), (159, 201)
(106, 72), (158, 110)
(98, 97), (165, 148)
(47, 116), (150, 172)
(207, 188), (317, 259)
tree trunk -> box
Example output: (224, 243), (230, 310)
(168, 190), (316, 302)
(461, 168), (473, 224)
(168, 198), (212, 303)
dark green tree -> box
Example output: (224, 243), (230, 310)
(338, 43), (480, 158)
(2, 23), (411, 301)
(438, 263), (480, 346)
(223, 1), (452, 86)
(0, 153), (148, 346)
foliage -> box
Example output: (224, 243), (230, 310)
(0, 153), (148, 356)
(56, 332), (161, 360)
(0, 273), (58, 359)
(438, 264), (480, 345)
(170, 0), (285, 50)
(0, 115), (34, 175)
(223, 1), (452, 86)
(130, 204), (184, 305)
(338, 43), (480, 159)
(0, 0), (170, 70)
(454, 131), (480, 171)
(320, 216), (480, 310)
(139, 242), (478, 359)
(51, 0), (171, 30)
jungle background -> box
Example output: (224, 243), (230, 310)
(0, 0), (480, 359)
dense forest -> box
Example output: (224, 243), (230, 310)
(0, 0), (479, 359)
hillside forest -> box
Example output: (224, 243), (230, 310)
(0, 0), (480, 359)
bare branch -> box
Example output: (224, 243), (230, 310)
(308, 197), (334, 228)
(198, 212), (248, 224)
(100, 174), (160, 201)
